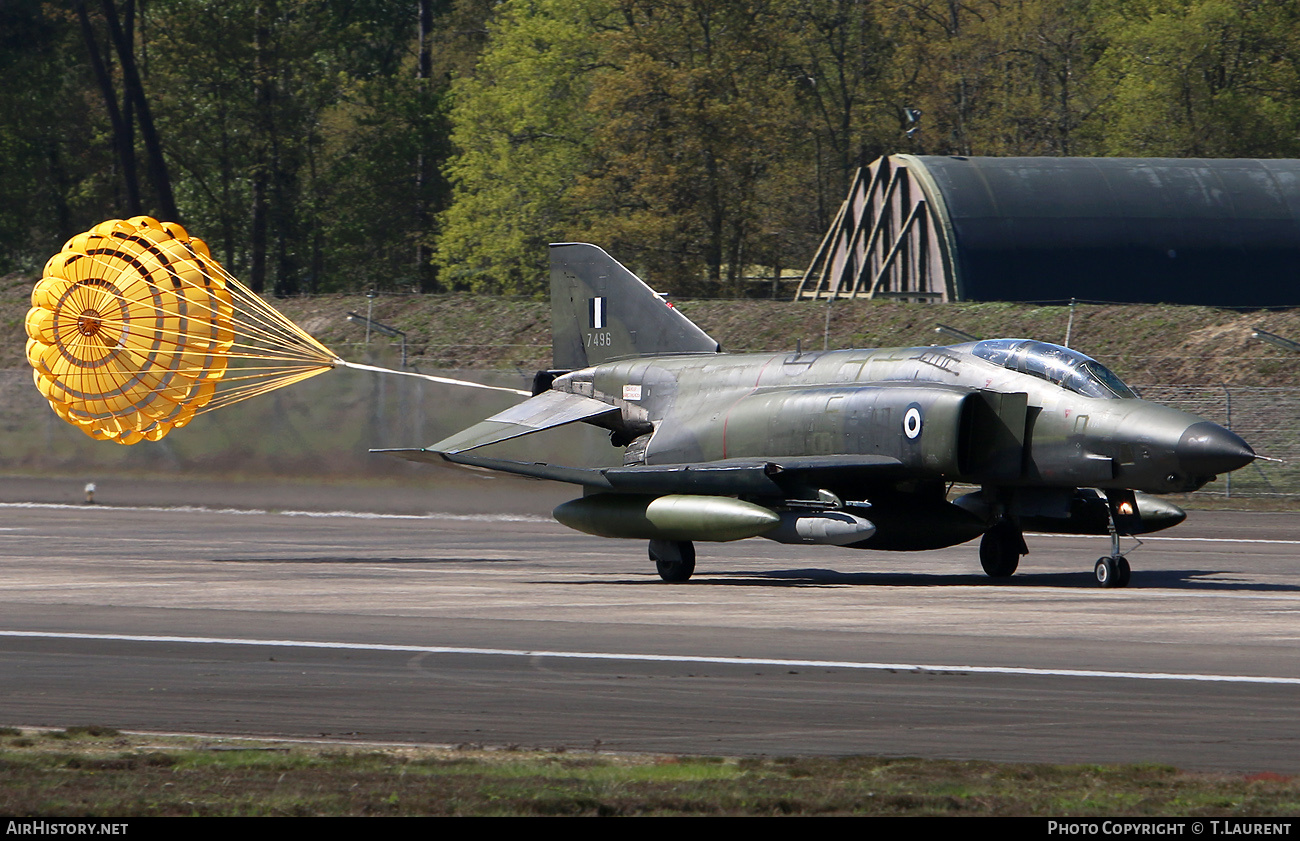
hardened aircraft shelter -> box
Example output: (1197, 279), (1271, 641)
(799, 155), (1300, 306)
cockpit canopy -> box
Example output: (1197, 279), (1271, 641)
(968, 339), (1136, 399)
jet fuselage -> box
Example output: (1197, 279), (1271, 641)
(552, 342), (1251, 497)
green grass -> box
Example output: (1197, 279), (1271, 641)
(0, 729), (1297, 816)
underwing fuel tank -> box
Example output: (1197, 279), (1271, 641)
(553, 494), (780, 542)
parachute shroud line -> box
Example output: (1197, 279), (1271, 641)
(27, 216), (530, 445)
(27, 216), (339, 444)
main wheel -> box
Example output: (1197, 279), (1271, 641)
(649, 539), (696, 582)
(979, 521), (1021, 578)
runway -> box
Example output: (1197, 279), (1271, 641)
(1, 484), (1298, 771)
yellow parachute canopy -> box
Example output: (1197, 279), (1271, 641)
(27, 216), (338, 444)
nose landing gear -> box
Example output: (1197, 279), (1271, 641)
(1096, 490), (1139, 588)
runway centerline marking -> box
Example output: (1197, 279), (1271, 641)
(4, 503), (1299, 546)
(1, 630), (1297, 686)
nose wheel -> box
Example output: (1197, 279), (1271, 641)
(1094, 555), (1131, 588)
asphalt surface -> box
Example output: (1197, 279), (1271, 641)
(1, 477), (1298, 771)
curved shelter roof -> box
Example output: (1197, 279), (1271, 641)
(799, 156), (1300, 307)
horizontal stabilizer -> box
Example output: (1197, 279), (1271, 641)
(376, 450), (618, 486)
(426, 390), (621, 455)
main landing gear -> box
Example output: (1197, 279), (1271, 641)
(979, 519), (1026, 579)
(649, 539), (695, 582)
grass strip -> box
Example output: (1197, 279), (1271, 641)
(0, 728), (1296, 817)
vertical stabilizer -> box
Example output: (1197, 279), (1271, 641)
(550, 243), (720, 369)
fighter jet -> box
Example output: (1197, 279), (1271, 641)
(379, 243), (1256, 587)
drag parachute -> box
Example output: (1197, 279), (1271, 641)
(26, 216), (339, 444)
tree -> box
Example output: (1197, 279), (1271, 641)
(1097, 0), (1300, 158)
(0, 1), (117, 273)
(149, 0), (464, 293)
(785, 0), (896, 224)
(881, 0), (1108, 157)
(572, 0), (812, 295)
(436, 0), (616, 295)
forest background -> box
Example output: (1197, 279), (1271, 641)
(4, 0), (1299, 300)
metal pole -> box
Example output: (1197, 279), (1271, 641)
(823, 297), (833, 351)
(365, 289), (376, 345)
(347, 312), (408, 368)
(1222, 384), (1232, 498)
(1064, 297), (1076, 348)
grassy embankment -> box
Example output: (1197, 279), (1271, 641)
(8, 270), (1300, 385)
(2, 728), (1297, 817)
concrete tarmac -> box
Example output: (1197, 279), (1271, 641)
(0, 478), (1297, 771)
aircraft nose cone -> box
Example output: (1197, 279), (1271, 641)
(1177, 422), (1255, 476)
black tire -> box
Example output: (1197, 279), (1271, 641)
(649, 540), (696, 582)
(979, 522), (1021, 578)
(1095, 556), (1119, 588)
(1115, 556), (1132, 588)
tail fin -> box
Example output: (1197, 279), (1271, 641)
(550, 243), (720, 369)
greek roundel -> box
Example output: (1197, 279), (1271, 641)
(903, 404), (923, 440)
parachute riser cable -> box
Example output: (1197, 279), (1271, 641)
(334, 360), (531, 396)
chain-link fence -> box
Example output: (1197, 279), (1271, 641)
(1134, 385), (1300, 497)
(3, 367), (1296, 496)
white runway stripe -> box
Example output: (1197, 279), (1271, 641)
(0, 502), (550, 523)
(3, 503), (1296, 543)
(1028, 532), (1300, 545)
(2, 630), (1298, 686)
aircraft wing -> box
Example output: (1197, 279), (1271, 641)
(374, 449), (905, 496)
(403, 389), (621, 456)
